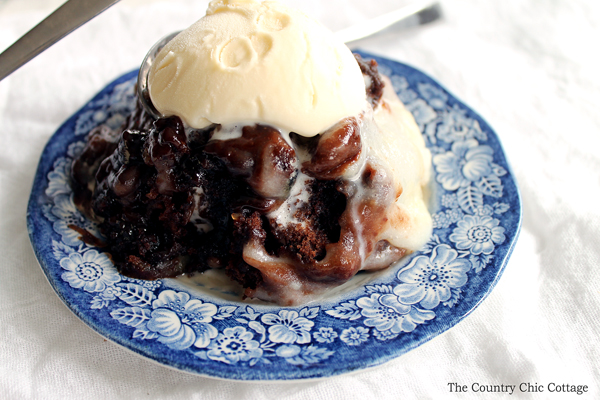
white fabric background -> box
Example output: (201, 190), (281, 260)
(1, 0), (599, 398)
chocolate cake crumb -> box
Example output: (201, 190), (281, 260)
(270, 179), (345, 263)
(354, 54), (385, 107)
(225, 210), (265, 289)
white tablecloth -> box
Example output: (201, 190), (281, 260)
(1, 0), (599, 398)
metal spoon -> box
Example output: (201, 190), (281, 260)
(137, 0), (442, 120)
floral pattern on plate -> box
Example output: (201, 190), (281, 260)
(27, 51), (521, 381)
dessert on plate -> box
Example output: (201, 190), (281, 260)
(71, 0), (432, 306)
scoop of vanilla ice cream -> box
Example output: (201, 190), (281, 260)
(148, 0), (365, 137)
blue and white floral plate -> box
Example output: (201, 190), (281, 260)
(27, 51), (521, 381)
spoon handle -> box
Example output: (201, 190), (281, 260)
(0, 0), (121, 82)
(335, 0), (441, 44)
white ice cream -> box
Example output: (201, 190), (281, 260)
(370, 79), (433, 252)
(148, 0), (365, 137)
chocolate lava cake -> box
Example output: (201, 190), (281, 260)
(71, 55), (417, 305)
